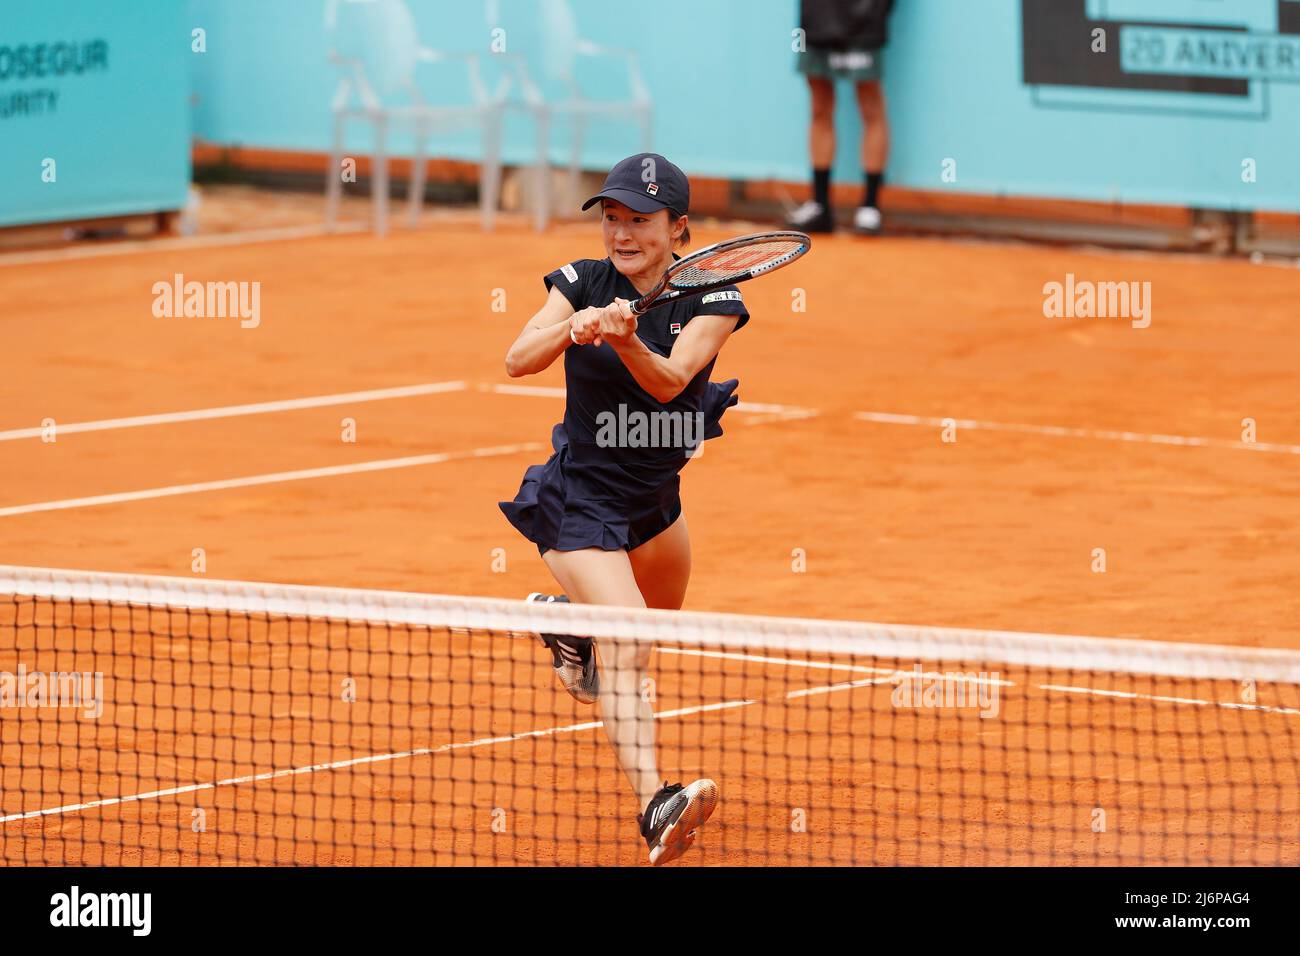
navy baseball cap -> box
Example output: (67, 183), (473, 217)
(581, 152), (690, 215)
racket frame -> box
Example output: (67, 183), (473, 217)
(629, 231), (812, 315)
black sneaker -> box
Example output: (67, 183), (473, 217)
(637, 779), (719, 865)
(527, 592), (599, 704)
(786, 200), (834, 234)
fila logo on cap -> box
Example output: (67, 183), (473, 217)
(646, 183), (659, 196)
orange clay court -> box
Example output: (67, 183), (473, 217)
(0, 217), (1297, 865)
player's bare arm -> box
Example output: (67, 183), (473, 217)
(579, 299), (740, 403)
(505, 286), (613, 377)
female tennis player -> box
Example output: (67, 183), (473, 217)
(499, 153), (749, 865)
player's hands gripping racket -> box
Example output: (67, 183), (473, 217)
(570, 231), (811, 346)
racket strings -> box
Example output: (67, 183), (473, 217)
(669, 239), (808, 288)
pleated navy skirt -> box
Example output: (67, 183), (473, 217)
(499, 379), (739, 554)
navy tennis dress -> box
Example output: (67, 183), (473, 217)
(500, 257), (750, 554)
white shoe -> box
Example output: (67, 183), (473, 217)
(853, 205), (883, 235)
(787, 200), (833, 232)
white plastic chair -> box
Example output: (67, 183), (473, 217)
(497, 0), (653, 230)
(324, 0), (506, 235)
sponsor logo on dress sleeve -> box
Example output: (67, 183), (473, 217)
(700, 290), (743, 304)
(670, 322), (681, 334)
(561, 263), (579, 283)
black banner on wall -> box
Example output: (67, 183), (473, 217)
(1022, 0), (1300, 113)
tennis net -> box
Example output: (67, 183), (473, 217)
(0, 565), (1296, 866)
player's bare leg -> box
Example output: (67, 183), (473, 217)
(543, 525), (718, 863)
(626, 516), (718, 864)
(541, 547), (660, 805)
(628, 514), (691, 613)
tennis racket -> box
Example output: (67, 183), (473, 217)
(630, 231), (812, 315)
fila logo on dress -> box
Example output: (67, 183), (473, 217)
(670, 322), (681, 334)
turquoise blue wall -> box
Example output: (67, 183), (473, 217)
(186, 0), (1300, 212)
(0, 0), (190, 228)
(3, 1), (1298, 227)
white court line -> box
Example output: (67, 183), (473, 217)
(661, 645), (891, 675)
(0, 222), (369, 268)
(0, 714), (595, 825)
(0, 680), (772, 825)
(787, 676), (891, 699)
(854, 411), (1300, 456)
(1040, 683), (1300, 717)
(483, 383), (567, 399)
(676, 646), (1290, 718)
(6, 642), (1291, 826)
(0, 382), (467, 443)
(489, 386), (1285, 451)
(0, 442), (542, 518)
(480, 382), (816, 417)
(732, 401), (816, 416)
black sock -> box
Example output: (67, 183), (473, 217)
(864, 171), (884, 209)
(813, 168), (831, 208)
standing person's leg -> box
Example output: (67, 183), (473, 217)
(788, 75), (837, 233)
(809, 77), (837, 176)
(857, 79), (890, 175)
(854, 77), (890, 235)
